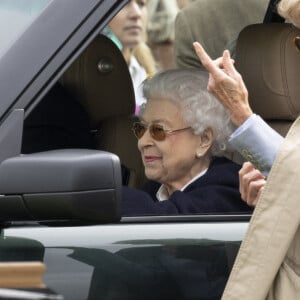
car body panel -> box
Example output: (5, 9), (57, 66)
(3, 220), (248, 299)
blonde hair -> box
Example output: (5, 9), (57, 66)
(132, 42), (157, 78)
(278, 0), (300, 28)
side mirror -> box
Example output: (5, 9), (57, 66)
(0, 149), (121, 223)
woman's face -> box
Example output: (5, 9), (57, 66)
(108, 0), (147, 49)
(138, 98), (211, 192)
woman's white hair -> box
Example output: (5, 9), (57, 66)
(141, 68), (236, 157)
(278, 0), (300, 28)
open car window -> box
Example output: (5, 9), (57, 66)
(20, 31), (253, 218)
(0, 0), (258, 219)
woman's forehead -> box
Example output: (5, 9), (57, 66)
(141, 98), (184, 124)
(143, 97), (179, 113)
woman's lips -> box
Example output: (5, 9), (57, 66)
(124, 25), (142, 32)
(144, 156), (161, 163)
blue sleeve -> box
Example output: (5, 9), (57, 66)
(229, 114), (284, 175)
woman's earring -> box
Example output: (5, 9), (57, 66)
(196, 152), (202, 158)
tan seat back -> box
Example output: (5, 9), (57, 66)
(61, 34), (146, 188)
(235, 23), (300, 136)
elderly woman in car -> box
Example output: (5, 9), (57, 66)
(122, 68), (252, 215)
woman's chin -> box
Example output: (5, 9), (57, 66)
(145, 170), (161, 182)
(122, 38), (141, 49)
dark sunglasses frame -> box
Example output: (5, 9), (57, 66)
(293, 36), (300, 51)
(132, 122), (191, 141)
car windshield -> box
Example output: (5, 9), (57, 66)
(0, 0), (50, 58)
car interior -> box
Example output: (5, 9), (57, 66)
(236, 0), (300, 137)
(235, 22), (300, 137)
(228, 21), (300, 164)
(20, 0), (300, 194)
(21, 34), (147, 189)
(60, 34), (147, 189)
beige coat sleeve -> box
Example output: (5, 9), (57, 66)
(222, 116), (300, 300)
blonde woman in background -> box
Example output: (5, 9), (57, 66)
(108, 0), (156, 114)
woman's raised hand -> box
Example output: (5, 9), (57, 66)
(193, 42), (253, 126)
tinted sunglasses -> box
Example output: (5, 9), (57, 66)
(293, 36), (300, 51)
(132, 122), (191, 141)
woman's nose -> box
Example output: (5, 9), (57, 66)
(138, 128), (154, 149)
(128, 1), (143, 18)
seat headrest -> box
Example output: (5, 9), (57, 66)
(235, 23), (300, 121)
(61, 34), (135, 126)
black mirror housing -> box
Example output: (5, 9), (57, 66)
(0, 149), (121, 223)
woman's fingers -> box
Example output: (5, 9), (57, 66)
(193, 42), (223, 78)
(239, 162), (266, 206)
(213, 56), (235, 69)
(222, 50), (237, 76)
(193, 41), (252, 126)
(247, 179), (266, 207)
(239, 162), (255, 198)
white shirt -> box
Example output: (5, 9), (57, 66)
(128, 56), (147, 113)
(156, 169), (208, 201)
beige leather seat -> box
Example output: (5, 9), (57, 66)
(235, 22), (300, 136)
(61, 34), (146, 188)
(222, 22), (300, 165)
